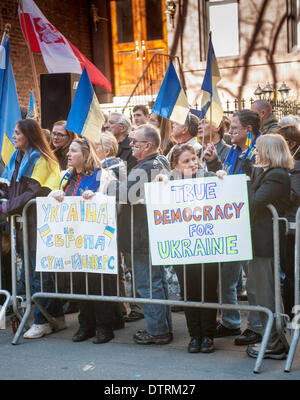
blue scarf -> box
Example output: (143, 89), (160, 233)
(223, 132), (261, 175)
(60, 168), (100, 195)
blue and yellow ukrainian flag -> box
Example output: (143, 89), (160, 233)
(66, 67), (104, 142)
(0, 33), (21, 165)
(104, 225), (115, 239)
(152, 61), (189, 125)
(201, 32), (223, 127)
(26, 90), (38, 119)
(245, 130), (252, 148)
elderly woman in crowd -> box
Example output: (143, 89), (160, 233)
(95, 132), (126, 182)
(0, 119), (65, 339)
(242, 134), (294, 360)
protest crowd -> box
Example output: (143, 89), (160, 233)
(0, 100), (299, 362)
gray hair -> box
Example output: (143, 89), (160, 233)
(111, 112), (131, 134)
(138, 124), (161, 150)
(252, 100), (272, 114)
(280, 114), (300, 130)
(184, 112), (199, 137)
(99, 132), (119, 157)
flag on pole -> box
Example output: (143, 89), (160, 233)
(152, 61), (189, 125)
(201, 32), (223, 127)
(0, 33), (21, 166)
(26, 90), (38, 119)
(18, 0), (112, 92)
(66, 68), (105, 142)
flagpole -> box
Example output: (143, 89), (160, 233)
(18, 0), (41, 122)
(1, 23), (11, 45)
(209, 95), (213, 143)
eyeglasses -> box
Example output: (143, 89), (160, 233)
(130, 138), (149, 145)
(51, 131), (68, 139)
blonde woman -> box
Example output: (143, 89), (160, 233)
(242, 134), (294, 360)
(51, 138), (118, 344)
(95, 132), (126, 182)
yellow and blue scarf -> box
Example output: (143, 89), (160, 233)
(224, 132), (261, 175)
(0, 147), (61, 190)
(60, 168), (100, 195)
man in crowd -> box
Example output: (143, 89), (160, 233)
(118, 124), (173, 345)
(133, 105), (149, 126)
(251, 100), (280, 135)
(104, 112), (137, 174)
(198, 117), (231, 167)
(167, 112), (202, 160)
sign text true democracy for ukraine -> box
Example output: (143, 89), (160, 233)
(145, 175), (252, 265)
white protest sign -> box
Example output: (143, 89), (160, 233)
(145, 174), (252, 265)
(36, 193), (118, 274)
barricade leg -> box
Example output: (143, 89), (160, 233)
(0, 289), (11, 321)
(252, 307), (274, 373)
(11, 203), (34, 345)
(11, 303), (31, 345)
(285, 208), (300, 372)
(10, 216), (25, 324)
(267, 205), (290, 353)
(284, 329), (300, 372)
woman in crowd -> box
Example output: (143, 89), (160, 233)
(95, 132), (126, 182)
(278, 124), (300, 319)
(50, 120), (77, 170)
(280, 115), (300, 130)
(242, 134), (294, 360)
(51, 137), (117, 344)
(0, 118), (65, 339)
(95, 132), (128, 324)
(149, 113), (176, 156)
(156, 144), (219, 354)
(50, 121), (78, 314)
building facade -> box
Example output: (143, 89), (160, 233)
(2, 0), (300, 113)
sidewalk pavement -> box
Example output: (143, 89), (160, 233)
(0, 305), (299, 381)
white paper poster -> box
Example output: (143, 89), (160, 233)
(36, 193), (118, 274)
(145, 175), (252, 266)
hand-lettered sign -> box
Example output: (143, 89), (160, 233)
(36, 193), (118, 274)
(144, 175), (252, 265)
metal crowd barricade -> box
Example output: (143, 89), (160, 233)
(0, 221), (11, 324)
(284, 206), (300, 373)
(267, 205), (290, 352)
(0, 199), (10, 323)
(10, 199), (282, 374)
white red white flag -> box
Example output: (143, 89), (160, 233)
(18, 0), (111, 91)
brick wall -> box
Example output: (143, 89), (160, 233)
(0, 0), (92, 108)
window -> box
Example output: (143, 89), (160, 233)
(207, 0), (239, 58)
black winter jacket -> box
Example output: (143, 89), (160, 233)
(118, 153), (169, 254)
(247, 167), (290, 258)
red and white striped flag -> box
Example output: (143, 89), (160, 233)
(18, 0), (112, 92)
